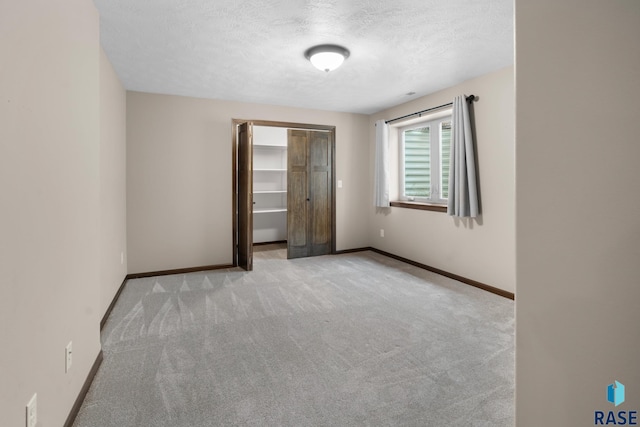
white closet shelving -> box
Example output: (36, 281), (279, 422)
(253, 126), (287, 243)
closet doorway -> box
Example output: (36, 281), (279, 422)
(232, 119), (336, 271)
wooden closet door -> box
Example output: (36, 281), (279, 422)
(287, 130), (309, 259)
(308, 131), (332, 256)
(287, 129), (332, 259)
(237, 122), (253, 270)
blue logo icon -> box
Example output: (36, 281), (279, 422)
(608, 381), (625, 407)
(595, 381), (636, 425)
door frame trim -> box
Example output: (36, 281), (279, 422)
(231, 119), (336, 267)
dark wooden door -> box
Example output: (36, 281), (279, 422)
(287, 129), (332, 259)
(308, 131), (332, 256)
(237, 122), (253, 270)
(287, 130), (308, 259)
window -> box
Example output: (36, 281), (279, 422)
(399, 116), (452, 205)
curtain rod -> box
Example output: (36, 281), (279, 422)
(385, 94), (476, 124)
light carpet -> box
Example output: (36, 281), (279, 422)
(73, 248), (514, 426)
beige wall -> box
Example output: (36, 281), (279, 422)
(516, 1), (640, 425)
(126, 93), (370, 274)
(368, 67), (515, 293)
(0, 1), (102, 426)
(100, 48), (128, 316)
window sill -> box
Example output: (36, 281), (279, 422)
(390, 201), (447, 213)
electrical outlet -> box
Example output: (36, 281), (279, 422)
(380, 229), (385, 237)
(26, 393), (37, 427)
(65, 341), (72, 373)
(120, 251), (124, 265)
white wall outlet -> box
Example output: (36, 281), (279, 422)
(380, 229), (385, 237)
(65, 341), (72, 373)
(120, 251), (124, 265)
(337, 180), (343, 188)
(26, 393), (37, 427)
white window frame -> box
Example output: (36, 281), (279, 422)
(399, 115), (452, 205)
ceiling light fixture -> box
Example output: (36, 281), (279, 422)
(304, 44), (350, 72)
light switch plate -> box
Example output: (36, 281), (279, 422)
(65, 341), (72, 373)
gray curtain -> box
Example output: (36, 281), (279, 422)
(373, 120), (390, 207)
(448, 95), (479, 217)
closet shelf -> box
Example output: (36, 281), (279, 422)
(253, 126), (288, 244)
(254, 144), (287, 149)
(253, 208), (287, 214)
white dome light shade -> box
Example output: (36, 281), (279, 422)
(309, 52), (345, 72)
(305, 45), (350, 72)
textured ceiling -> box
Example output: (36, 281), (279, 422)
(94, 0), (513, 114)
